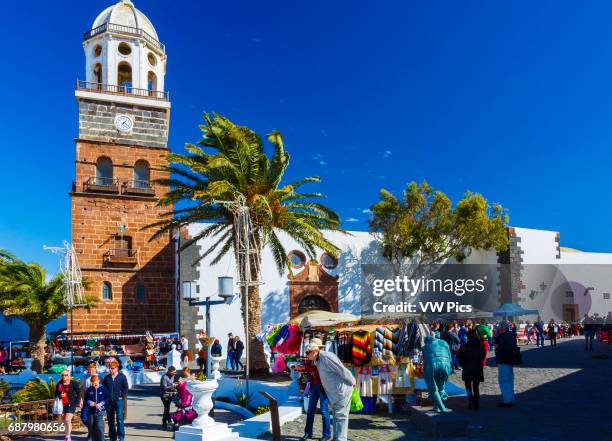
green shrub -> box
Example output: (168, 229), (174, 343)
(253, 405), (270, 415)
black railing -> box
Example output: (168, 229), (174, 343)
(84, 23), (164, 53)
(77, 80), (169, 101)
(106, 248), (138, 258)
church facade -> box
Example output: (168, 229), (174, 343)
(70, 0), (176, 333)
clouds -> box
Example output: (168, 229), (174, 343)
(345, 217), (359, 222)
(311, 153), (327, 166)
(383, 149), (392, 158)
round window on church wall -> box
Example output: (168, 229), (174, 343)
(288, 250), (306, 269)
(320, 252), (338, 269)
(148, 52), (157, 66)
(118, 42), (132, 56)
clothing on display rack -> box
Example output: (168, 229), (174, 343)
(352, 330), (372, 366)
(374, 326), (401, 358)
(337, 332), (353, 363)
(378, 364), (395, 396)
(395, 360), (414, 389)
(356, 366), (373, 397)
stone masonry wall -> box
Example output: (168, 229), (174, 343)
(78, 99), (168, 148)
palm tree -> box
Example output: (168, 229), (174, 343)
(10, 377), (60, 403)
(147, 113), (345, 375)
(0, 251), (96, 373)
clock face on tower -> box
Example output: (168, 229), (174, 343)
(114, 114), (134, 133)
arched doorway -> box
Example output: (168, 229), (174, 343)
(298, 295), (332, 315)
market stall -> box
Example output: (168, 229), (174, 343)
(260, 311), (456, 414)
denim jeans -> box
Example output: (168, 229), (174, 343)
(107, 398), (125, 441)
(88, 411), (105, 441)
(498, 364), (515, 404)
(536, 333), (545, 347)
(304, 384), (331, 438)
(331, 393), (351, 441)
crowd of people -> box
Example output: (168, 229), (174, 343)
(40, 315), (610, 441)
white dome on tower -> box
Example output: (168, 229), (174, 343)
(92, 0), (159, 40)
(80, 0), (168, 99)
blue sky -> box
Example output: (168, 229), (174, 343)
(1, 0), (612, 273)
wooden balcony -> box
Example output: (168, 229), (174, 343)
(103, 248), (138, 267)
(83, 176), (119, 194)
(122, 179), (155, 196)
(77, 80), (169, 101)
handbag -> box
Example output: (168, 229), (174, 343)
(52, 397), (64, 415)
(350, 387), (363, 412)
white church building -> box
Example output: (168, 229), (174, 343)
(180, 225), (612, 345)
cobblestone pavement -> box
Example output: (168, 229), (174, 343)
(266, 337), (612, 441)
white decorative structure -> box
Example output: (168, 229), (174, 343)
(22, 358), (33, 372)
(210, 356), (222, 380)
(174, 379), (238, 441)
(167, 344), (182, 369)
(83, 0), (166, 93)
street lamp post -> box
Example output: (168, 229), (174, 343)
(183, 277), (235, 378)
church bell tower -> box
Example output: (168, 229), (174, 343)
(71, 0), (175, 333)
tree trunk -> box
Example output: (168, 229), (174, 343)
(28, 321), (47, 374)
(241, 284), (269, 376)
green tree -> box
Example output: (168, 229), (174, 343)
(0, 251), (96, 373)
(369, 181), (509, 276)
(147, 113), (344, 375)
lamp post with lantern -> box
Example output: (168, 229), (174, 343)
(183, 276), (235, 378)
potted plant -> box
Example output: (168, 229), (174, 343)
(185, 371), (218, 428)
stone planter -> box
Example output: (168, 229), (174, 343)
(23, 358), (33, 372)
(187, 379), (218, 428)
(175, 379), (238, 441)
(210, 356), (222, 380)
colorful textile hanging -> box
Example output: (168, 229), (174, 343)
(352, 330), (372, 366)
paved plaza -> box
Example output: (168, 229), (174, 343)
(268, 337), (612, 441)
(10, 337), (611, 441)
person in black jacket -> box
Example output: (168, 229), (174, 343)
(459, 330), (485, 410)
(55, 369), (80, 441)
(494, 321), (518, 407)
(160, 366), (177, 428)
(441, 323), (461, 371)
(234, 336), (245, 370)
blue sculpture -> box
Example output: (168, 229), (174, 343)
(422, 336), (453, 412)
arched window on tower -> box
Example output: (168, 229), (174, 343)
(93, 63), (102, 86)
(102, 281), (112, 300)
(147, 71), (157, 93)
(96, 157), (113, 187)
(133, 160), (150, 189)
(117, 62), (132, 92)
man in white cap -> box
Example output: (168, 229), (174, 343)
(304, 339), (355, 441)
(293, 338), (331, 441)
